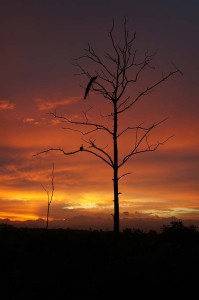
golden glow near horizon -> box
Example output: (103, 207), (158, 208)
(1, 93), (199, 223)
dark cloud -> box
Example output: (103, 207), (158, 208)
(2, 214), (199, 233)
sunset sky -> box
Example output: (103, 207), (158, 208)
(0, 0), (199, 229)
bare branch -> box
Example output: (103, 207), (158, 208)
(118, 69), (182, 113)
(41, 182), (49, 196)
(49, 111), (113, 136)
(82, 106), (93, 123)
(73, 43), (116, 79)
(109, 19), (120, 59)
(126, 51), (156, 84)
(109, 19), (121, 79)
(83, 149), (112, 166)
(87, 138), (114, 166)
(119, 118), (168, 139)
(33, 147), (113, 167)
(119, 118), (169, 167)
(171, 61), (183, 76)
(96, 69), (115, 87)
(92, 81), (114, 101)
(62, 126), (99, 136)
(33, 148), (81, 157)
(117, 121), (149, 138)
(72, 61), (91, 80)
(118, 172), (131, 180)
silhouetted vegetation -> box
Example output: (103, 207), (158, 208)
(0, 221), (199, 298)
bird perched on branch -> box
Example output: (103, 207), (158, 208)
(84, 76), (98, 99)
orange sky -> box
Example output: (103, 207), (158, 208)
(0, 1), (199, 229)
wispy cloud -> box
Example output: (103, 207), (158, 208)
(50, 119), (61, 126)
(0, 100), (15, 110)
(35, 97), (79, 111)
(22, 117), (40, 125)
(22, 118), (35, 123)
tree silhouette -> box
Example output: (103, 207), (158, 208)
(35, 18), (182, 234)
(41, 163), (55, 230)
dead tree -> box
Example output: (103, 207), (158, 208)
(41, 163), (55, 230)
(35, 18), (182, 234)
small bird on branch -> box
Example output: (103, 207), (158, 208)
(84, 76), (98, 99)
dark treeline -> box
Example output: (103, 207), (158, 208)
(0, 221), (199, 299)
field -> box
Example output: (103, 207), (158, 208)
(1, 221), (199, 299)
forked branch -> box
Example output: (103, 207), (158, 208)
(118, 68), (182, 113)
(49, 111), (113, 136)
(34, 146), (113, 167)
(119, 119), (171, 167)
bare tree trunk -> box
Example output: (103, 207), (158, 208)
(113, 102), (119, 234)
(41, 163), (55, 231)
(46, 203), (50, 230)
(113, 169), (119, 234)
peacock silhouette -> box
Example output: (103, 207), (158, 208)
(84, 76), (98, 99)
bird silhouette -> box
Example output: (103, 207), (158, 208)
(84, 76), (98, 99)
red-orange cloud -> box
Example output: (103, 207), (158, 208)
(35, 97), (80, 111)
(0, 100), (15, 110)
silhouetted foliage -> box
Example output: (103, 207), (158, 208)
(161, 220), (199, 247)
(0, 222), (199, 297)
(162, 220), (198, 232)
(0, 223), (14, 230)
